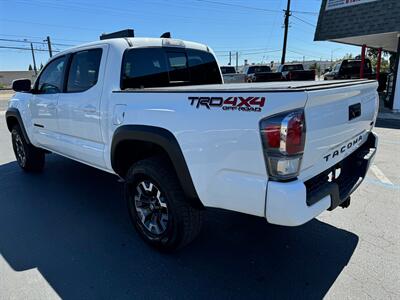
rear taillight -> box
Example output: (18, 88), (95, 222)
(260, 109), (305, 181)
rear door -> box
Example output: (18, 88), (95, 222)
(57, 46), (108, 168)
(30, 55), (67, 149)
(300, 81), (379, 181)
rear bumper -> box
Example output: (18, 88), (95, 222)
(265, 132), (377, 226)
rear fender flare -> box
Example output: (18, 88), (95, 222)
(111, 125), (203, 208)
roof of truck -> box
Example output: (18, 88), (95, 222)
(54, 37), (210, 57)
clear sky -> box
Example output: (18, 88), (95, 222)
(0, 0), (361, 71)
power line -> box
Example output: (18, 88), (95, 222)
(291, 10), (318, 16)
(194, 0), (281, 13)
(194, 0), (318, 16)
(0, 33), (89, 43)
(291, 15), (316, 27)
(0, 38), (74, 47)
(0, 45), (60, 53)
(286, 49), (325, 60)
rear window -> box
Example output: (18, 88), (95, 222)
(121, 47), (222, 89)
(283, 64), (303, 72)
(220, 66), (236, 74)
(342, 60), (372, 73)
(247, 66), (271, 74)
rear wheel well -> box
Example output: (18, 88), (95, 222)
(113, 140), (173, 178)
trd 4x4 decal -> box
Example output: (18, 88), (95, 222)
(188, 96), (265, 112)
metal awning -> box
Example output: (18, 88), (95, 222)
(330, 32), (399, 52)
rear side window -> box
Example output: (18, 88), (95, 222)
(121, 47), (222, 89)
(67, 49), (102, 93)
(37, 56), (66, 94)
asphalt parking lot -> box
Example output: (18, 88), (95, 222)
(0, 97), (399, 299)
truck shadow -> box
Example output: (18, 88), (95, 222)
(375, 118), (400, 130)
(0, 155), (358, 299)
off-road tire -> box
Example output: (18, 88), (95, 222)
(11, 124), (45, 172)
(125, 157), (204, 251)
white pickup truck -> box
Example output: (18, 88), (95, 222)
(6, 34), (378, 251)
(220, 66), (246, 83)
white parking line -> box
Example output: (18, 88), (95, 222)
(370, 164), (393, 185)
(0, 111), (5, 116)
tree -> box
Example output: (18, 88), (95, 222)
(367, 48), (391, 72)
(28, 64), (33, 71)
(342, 53), (354, 60)
(39, 63), (44, 70)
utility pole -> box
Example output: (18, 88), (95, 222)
(30, 43), (37, 75)
(229, 51), (232, 65)
(46, 36), (53, 57)
(235, 51), (239, 72)
(281, 0), (291, 65)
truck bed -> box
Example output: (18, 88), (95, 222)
(116, 79), (376, 93)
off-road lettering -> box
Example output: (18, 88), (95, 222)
(188, 96), (265, 112)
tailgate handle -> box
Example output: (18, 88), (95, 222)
(349, 103), (361, 121)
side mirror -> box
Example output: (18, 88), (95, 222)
(12, 79), (31, 92)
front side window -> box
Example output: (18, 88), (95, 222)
(121, 47), (222, 89)
(67, 49), (102, 93)
(37, 56), (66, 94)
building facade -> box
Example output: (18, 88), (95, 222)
(0, 71), (37, 88)
(315, 0), (400, 111)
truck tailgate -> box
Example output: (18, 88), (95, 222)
(299, 81), (379, 181)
